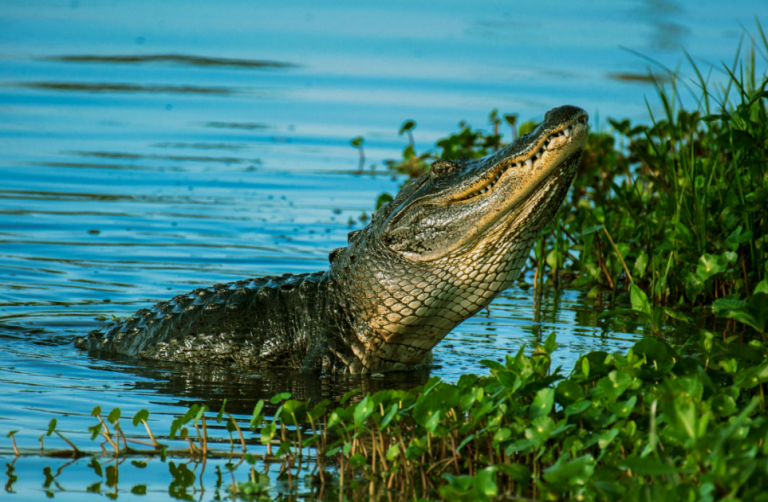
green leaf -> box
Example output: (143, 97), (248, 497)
(340, 387), (361, 405)
(46, 418), (57, 436)
(530, 388), (555, 418)
(755, 279), (768, 295)
(565, 400), (591, 416)
(375, 192), (394, 210)
(107, 408), (121, 424)
(696, 253), (727, 281)
(633, 250), (648, 279)
(216, 399), (227, 423)
(350, 136), (363, 148)
(91, 406), (102, 417)
(525, 416), (555, 443)
(250, 400), (265, 430)
(717, 293), (768, 333)
(543, 454), (596, 487)
(269, 392), (291, 404)
(711, 394), (737, 417)
(130, 485), (147, 495)
(713, 297), (747, 313)
(630, 284), (652, 316)
(132, 409), (149, 427)
(618, 456), (680, 476)
(398, 120), (416, 135)
(354, 395), (375, 426)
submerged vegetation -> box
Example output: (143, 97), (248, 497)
(5, 24), (768, 502)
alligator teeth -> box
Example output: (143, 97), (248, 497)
(534, 151), (542, 159)
(564, 127), (572, 137)
(525, 159), (533, 169)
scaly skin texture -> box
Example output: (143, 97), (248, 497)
(76, 105), (588, 373)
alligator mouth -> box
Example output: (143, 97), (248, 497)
(452, 113), (588, 202)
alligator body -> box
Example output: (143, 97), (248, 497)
(76, 105), (588, 373)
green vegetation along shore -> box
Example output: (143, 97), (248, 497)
(4, 26), (768, 502)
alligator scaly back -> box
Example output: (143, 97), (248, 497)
(76, 271), (353, 371)
(77, 105), (589, 373)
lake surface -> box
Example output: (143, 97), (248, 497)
(0, 0), (763, 499)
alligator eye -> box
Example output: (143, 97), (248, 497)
(430, 159), (456, 177)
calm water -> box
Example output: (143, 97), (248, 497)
(0, 0), (763, 499)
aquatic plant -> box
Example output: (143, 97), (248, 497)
(4, 285), (768, 501)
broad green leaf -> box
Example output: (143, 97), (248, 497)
(630, 284), (652, 316)
(269, 392), (291, 404)
(618, 456), (680, 476)
(132, 409), (149, 427)
(530, 388), (555, 418)
(543, 454), (596, 487)
(696, 253), (727, 281)
(354, 395), (375, 426)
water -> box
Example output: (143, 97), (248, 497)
(0, 0), (762, 499)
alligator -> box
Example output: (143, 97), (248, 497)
(75, 105), (588, 374)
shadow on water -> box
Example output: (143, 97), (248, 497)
(15, 81), (236, 95)
(43, 54), (300, 70)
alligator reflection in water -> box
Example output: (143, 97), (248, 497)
(97, 352), (432, 416)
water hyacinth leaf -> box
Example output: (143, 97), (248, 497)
(716, 293), (768, 333)
(386, 443), (401, 461)
(353, 395), (375, 426)
(269, 392), (291, 404)
(608, 395), (637, 418)
(497, 463), (531, 488)
(597, 371), (633, 402)
(250, 400), (265, 429)
(495, 370), (520, 390)
(598, 428), (619, 449)
(711, 394), (737, 417)
(543, 454), (596, 487)
(479, 359), (505, 371)
(630, 284), (652, 317)
(492, 427), (511, 446)
(340, 387), (361, 405)
(348, 454), (366, 468)
(91, 406), (102, 417)
(713, 297), (747, 313)
(260, 423), (276, 445)
(618, 456), (680, 476)
(380, 403), (399, 428)
(46, 418), (57, 436)
(375, 192), (393, 210)
(525, 416), (555, 443)
(475, 467), (499, 498)
(107, 408), (121, 424)
(566, 400), (592, 416)
(696, 253), (728, 281)
(556, 379), (584, 405)
(755, 279), (768, 295)
(88, 457), (103, 477)
(280, 400), (306, 426)
(132, 409), (149, 427)
(530, 388), (555, 418)
(131, 485), (147, 495)
(633, 250), (648, 278)
(544, 331), (558, 354)
(398, 119), (416, 135)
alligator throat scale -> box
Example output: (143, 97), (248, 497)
(76, 106), (588, 374)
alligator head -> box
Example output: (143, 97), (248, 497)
(331, 105), (588, 372)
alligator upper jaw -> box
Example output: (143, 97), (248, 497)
(423, 113), (588, 259)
